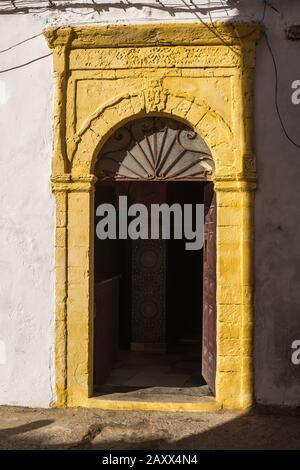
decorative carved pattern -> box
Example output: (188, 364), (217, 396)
(132, 239), (166, 349)
(142, 79), (167, 113)
(95, 117), (214, 181)
(69, 45), (242, 70)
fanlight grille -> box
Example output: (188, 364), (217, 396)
(95, 117), (214, 181)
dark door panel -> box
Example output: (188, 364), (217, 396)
(202, 182), (217, 393)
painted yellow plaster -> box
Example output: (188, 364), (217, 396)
(45, 23), (261, 411)
(77, 396), (221, 413)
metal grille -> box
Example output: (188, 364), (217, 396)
(95, 117), (214, 181)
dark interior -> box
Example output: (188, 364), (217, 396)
(93, 180), (206, 393)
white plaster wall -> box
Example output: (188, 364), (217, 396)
(0, 0), (300, 407)
(0, 15), (55, 407)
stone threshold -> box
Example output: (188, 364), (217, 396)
(72, 387), (221, 412)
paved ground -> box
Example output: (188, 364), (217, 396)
(97, 351), (205, 391)
(1, 405), (300, 450)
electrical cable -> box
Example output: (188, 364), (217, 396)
(0, 31), (43, 54)
(205, 0), (267, 41)
(181, 0), (240, 53)
(0, 52), (52, 73)
(263, 31), (300, 149)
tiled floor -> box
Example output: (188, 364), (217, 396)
(97, 350), (206, 392)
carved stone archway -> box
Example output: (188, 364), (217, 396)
(45, 23), (261, 411)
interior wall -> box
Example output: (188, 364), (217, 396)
(1, 0), (300, 406)
(166, 182), (204, 355)
(94, 181), (132, 352)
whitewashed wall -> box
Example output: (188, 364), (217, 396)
(0, 0), (300, 407)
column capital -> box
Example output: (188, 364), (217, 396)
(51, 174), (97, 193)
(213, 178), (256, 193)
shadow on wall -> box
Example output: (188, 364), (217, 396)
(0, 1), (243, 16)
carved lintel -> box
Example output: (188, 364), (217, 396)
(44, 24), (263, 50)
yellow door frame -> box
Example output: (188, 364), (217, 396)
(45, 23), (261, 411)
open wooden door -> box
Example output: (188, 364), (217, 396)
(202, 182), (217, 394)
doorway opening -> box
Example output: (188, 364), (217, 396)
(93, 116), (216, 399)
(93, 179), (216, 398)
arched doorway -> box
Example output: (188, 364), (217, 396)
(48, 23), (258, 410)
(93, 116), (216, 396)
